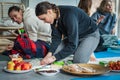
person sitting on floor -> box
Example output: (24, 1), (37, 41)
(91, 0), (117, 52)
(2, 6), (52, 59)
(8, 6), (52, 42)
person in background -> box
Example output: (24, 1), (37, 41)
(91, 0), (117, 52)
(78, 0), (92, 16)
(8, 6), (51, 43)
(2, 6), (51, 58)
(35, 1), (100, 65)
(78, 0), (96, 61)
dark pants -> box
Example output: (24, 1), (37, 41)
(95, 36), (107, 52)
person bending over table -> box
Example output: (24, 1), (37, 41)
(35, 1), (100, 65)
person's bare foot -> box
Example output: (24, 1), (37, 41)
(90, 56), (96, 61)
(90, 53), (96, 61)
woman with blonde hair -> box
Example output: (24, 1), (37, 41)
(92, 0), (116, 34)
(91, 0), (117, 51)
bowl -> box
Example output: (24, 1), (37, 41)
(37, 69), (59, 76)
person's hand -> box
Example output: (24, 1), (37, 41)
(40, 56), (56, 65)
(44, 52), (52, 58)
(40, 52), (56, 65)
(97, 15), (105, 24)
(111, 28), (115, 34)
(6, 43), (14, 51)
(40, 52), (52, 65)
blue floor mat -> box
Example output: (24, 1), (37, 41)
(71, 48), (120, 80)
(95, 48), (120, 58)
(71, 74), (120, 80)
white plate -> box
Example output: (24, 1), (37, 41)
(36, 69), (59, 76)
(4, 67), (32, 73)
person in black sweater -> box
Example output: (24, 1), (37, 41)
(35, 1), (100, 65)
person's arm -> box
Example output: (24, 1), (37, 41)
(96, 15), (105, 25)
(24, 18), (38, 41)
(48, 25), (62, 53)
(91, 12), (104, 25)
(54, 12), (79, 61)
(111, 28), (116, 34)
(111, 13), (117, 34)
(40, 25), (62, 65)
(23, 8), (51, 41)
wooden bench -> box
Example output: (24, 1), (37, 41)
(0, 26), (23, 40)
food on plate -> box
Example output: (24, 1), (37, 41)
(108, 60), (120, 70)
(14, 63), (21, 70)
(37, 69), (59, 76)
(51, 60), (73, 69)
(7, 61), (15, 70)
(9, 54), (23, 62)
(39, 70), (57, 73)
(53, 61), (64, 66)
(51, 64), (62, 70)
(65, 64), (80, 72)
(64, 64), (96, 73)
(53, 60), (73, 66)
(99, 61), (108, 67)
(21, 62), (32, 70)
(52, 61), (65, 70)
(7, 54), (32, 71)
(7, 61), (32, 71)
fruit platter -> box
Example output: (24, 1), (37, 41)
(4, 54), (32, 73)
(62, 63), (110, 75)
(99, 60), (120, 72)
(107, 60), (120, 72)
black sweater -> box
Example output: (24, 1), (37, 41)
(49, 6), (98, 61)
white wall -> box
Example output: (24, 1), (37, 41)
(0, 0), (22, 20)
(0, 0), (21, 3)
(29, 0), (80, 9)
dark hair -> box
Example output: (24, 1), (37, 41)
(35, 1), (60, 18)
(8, 6), (21, 16)
(78, 0), (92, 16)
(97, 0), (112, 13)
